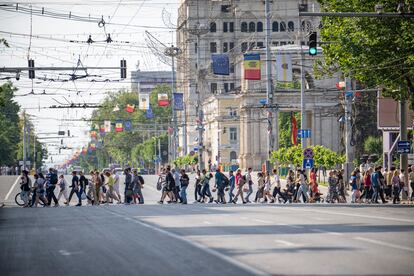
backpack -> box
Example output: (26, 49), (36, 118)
(138, 175), (144, 185)
(50, 173), (58, 185)
(156, 176), (164, 191)
(221, 173), (229, 187)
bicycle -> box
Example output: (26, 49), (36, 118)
(15, 190), (45, 207)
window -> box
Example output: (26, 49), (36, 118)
(223, 42), (228, 53)
(257, 41), (264, 48)
(211, 83), (218, 93)
(230, 63), (235, 73)
(288, 21), (294, 31)
(224, 83), (229, 92)
(195, 42), (197, 53)
(229, 22), (234, 32)
(229, 127), (237, 142)
(210, 42), (217, 53)
(280, 41), (287, 46)
(280, 21), (286, 32)
(229, 110), (237, 117)
(241, 22), (248, 32)
(272, 41), (279, 46)
(229, 42), (234, 51)
(272, 21), (278, 32)
(230, 151), (237, 161)
(221, 5), (231, 12)
(210, 22), (216, 33)
(241, 42), (248, 52)
(257, 21), (263, 32)
(223, 22), (228, 33)
(230, 82), (235, 91)
(249, 22), (256, 32)
(249, 42), (255, 50)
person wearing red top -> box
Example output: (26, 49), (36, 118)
(360, 168), (373, 203)
(232, 169), (247, 204)
(310, 168), (318, 197)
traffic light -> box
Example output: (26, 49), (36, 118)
(28, 59), (35, 79)
(308, 32), (317, 56)
(120, 59), (127, 79)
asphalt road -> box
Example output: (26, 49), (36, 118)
(1, 175), (414, 275)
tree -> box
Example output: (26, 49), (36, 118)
(317, 0), (414, 106)
(363, 136), (382, 156)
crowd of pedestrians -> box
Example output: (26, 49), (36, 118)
(17, 164), (414, 207)
(18, 167), (145, 207)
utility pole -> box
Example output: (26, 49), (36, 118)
(164, 45), (181, 162)
(158, 137), (161, 169)
(400, 96), (408, 199)
(33, 134), (36, 171)
(265, 0), (275, 170)
(183, 102), (187, 156)
(344, 77), (354, 183)
(297, 10), (307, 150)
(22, 111), (27, 171)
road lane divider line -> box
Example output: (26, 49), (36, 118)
(4, 176), (19, 201)
(285, 207), (414, 223)
(274, 240), (299, 247)
(354, 237), (414, 252)
(203, 221), (212, 225)
(310, 228), (343, 236)
(253, 219), (272, 224)
(103, 207), (269, 276)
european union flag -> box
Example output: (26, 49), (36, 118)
(212, 54), (230, 75)
(124, 120), (132, 131)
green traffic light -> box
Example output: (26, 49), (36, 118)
(309, 48), (317, 55)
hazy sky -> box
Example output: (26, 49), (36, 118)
(0, 0), (178, 166)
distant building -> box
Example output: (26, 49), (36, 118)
(130, 70), (172, 94)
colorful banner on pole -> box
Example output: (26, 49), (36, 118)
(125, 104), (135, 113)
(276, 54), (292, 82)
(104, 120), (111, 133)
(139, 93), (150, 110)
(291, 113), (298, 145)
(90, 131), (97, 139)
(99, 125), (105, 134)
(115, 121), (123, 132)
(173, 93), (184, 111)
(158, 93), (169, 106)
(244, 54), (261, 80)
(212, 54), (230, 75)
(124, 120), (132, 131)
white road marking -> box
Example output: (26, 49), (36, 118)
(4, 177), (19, 201)
(203, 221), (212, 225)
(310, 228), (343, 236)
(59, 250), (71, 256)
(274, 240), (299, 247)
(354, 237), (414, 252)
(104, 208), (269, 276)
(240, 216), (248, 220)
(253, 219), (272, 224)
(287, 207), (414, 223)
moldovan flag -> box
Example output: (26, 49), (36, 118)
(104, 120), (111, 133)
(158, 93), (169, 106)
(90, 143), (96, 150)
(82, 147), (87, 154)
(244, 54), (261, 80)
(291, 113), (298, 145)
(115, 121), (123, 133)
(125, 104), (135, 113)
(139, 93), (150, 110)
(276, 54), (292, 82)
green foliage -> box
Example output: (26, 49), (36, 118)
(363, 136), (383, 156)
(278, 112), (301, 149)
(271, 144), (345, 169)
(173, 154), (198, 167)
(318, 0), (414, 106)
(79, 85), (172, 169)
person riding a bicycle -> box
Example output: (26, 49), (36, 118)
(19, 170), (32, 207)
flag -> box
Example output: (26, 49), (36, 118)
(124, 120), (132, 131)
(173, 93), (184, 111)
(244, 54), (261, 80)
(291, 113), (298, 145)
(158, 93), (169, 106)
(115, 121), (123, 132)
(276, 54), (292, 82)
(90, 143), (96, 150)
(99, 125), (105, 134)
(146, 104), (153, 119)
(113, 105), (120, 112)
(125, 104), (135, 113)
(90, 131), (97, 139)
(212, 54), (230, 75)
(139, 93), (150, 110)
(82, 147), (87, 154)
(336, 81), (345, 90)
(104, 120), (111, 133)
